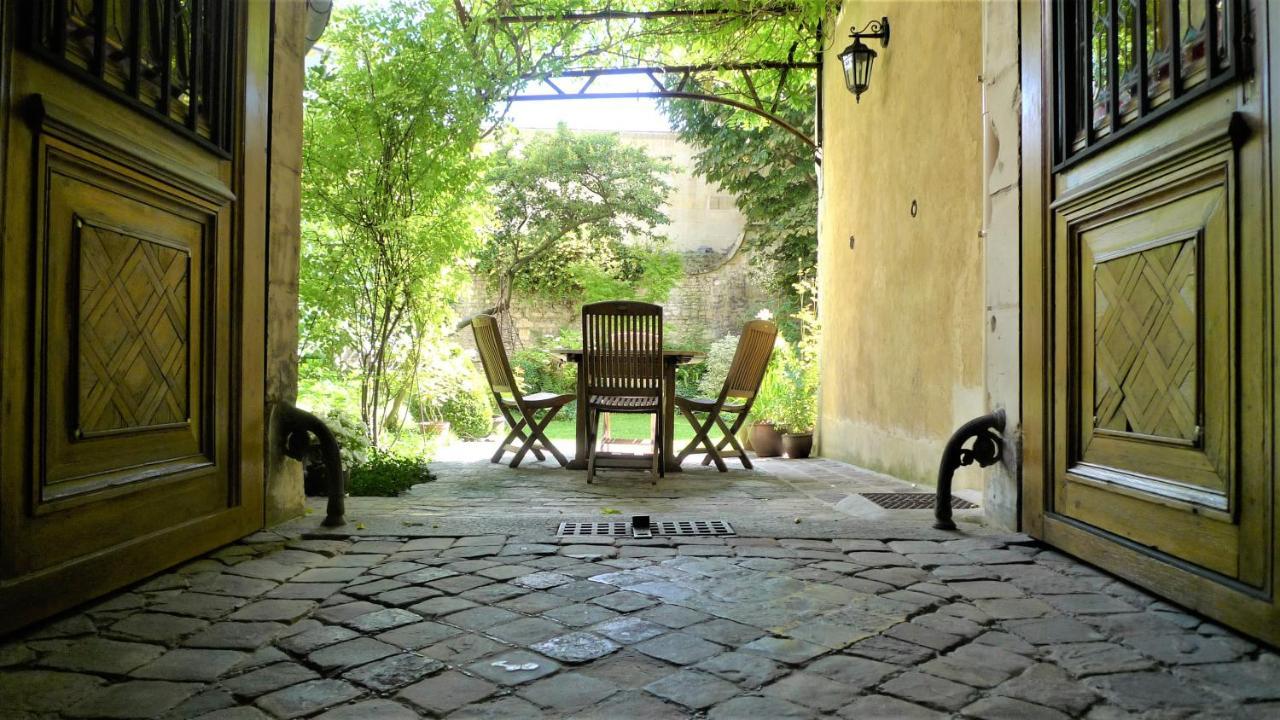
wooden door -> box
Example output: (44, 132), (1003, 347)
(0, 0), (269, 633)
(1023, 0), (1280, 644)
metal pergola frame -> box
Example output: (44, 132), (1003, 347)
(496, 5), (821, 151)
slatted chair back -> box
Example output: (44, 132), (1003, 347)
(581, 301), (664, 398)
(722, 320), (778, 401)
(471, 314), (518, 397)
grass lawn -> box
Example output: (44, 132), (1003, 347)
(543, 413), (698, 444)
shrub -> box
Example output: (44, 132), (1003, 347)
(510, 348), (576, 396)
(697, 333), (740, 398)
(676, 362), (707, 399)
(319, 408), (372, 471)
(347, 450), (433, 497)
(510, 331), (579, 419)
(442, 386), (494, 439)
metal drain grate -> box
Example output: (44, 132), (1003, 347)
(557, 519), (735, 537)
(861, 493), (979, 510)
(655, 520), (734, 537)
(557, 522), (630, 537)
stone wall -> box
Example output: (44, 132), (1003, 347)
(980, 0), (1023, 530)
(264, 0), (309, 526)
(455, 237), (778, 351)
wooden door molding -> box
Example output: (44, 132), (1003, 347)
(1021, 0), (1279, 646)
(29, 104), (230, 519)
(0, 2), (269, 633)
(1021, 0), (1049, 540)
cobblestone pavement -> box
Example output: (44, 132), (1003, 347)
(1, 455), (1277, 718)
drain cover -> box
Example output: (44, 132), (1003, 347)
(655, 520), (734, 537)
(557, 522), (630, 537)
(861, 493), (978, 510)
(557, 519), (734, 538)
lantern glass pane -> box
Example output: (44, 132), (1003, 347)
(855, 49), (875, 93)
(840, 47), (856, 91)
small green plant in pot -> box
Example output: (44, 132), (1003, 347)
(777, 371), (816, 459)
(747, 336), (791, 458)
(778, 276), (819, 459)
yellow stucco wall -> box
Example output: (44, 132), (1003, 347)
(818, 0), (986, 488)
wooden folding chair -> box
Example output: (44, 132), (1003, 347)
(581, 301), (664, 484)
(675, 319), (778, 471)
(471, 315), (574, 468)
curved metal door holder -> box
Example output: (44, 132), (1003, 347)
(277, 404), (345, 527)
(935, 409), (1005, 530)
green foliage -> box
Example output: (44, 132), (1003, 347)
(318, 408), (372, 471)
(775, 276), (820, 433)
(409, 343), (493, 437)
(664, 93), (817, 307)
(348, 450), (433, 497)
(698, 333), (742, 398)
(300, 1), (590, 444)
(569, 245), (684, 305)
(300, 3), (501, 443)
(475, 125), (680, 314)
(676, 363), (707, 399)
(750, 338), (793, 426)
(298, 360), (362, 419)
(441, 387), (494, 440)
(509, 329), (580, 418)
(510, 349), (577, 397)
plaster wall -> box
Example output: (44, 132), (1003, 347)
(817, 0), (986, 490)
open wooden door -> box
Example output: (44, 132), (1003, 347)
(1023, 0), (1280, 644)
(0, 0), (269, 633)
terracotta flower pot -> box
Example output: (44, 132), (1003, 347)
(782, 432), (813, 459)
(418, 420), (450, 439)
(750, 422), (783, 457)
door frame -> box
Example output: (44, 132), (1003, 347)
(1020, 0), (1280, 645)
(0, 1), (270, 633)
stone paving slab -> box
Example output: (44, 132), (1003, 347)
(285, 453), (982, 540)
(1, 454), (1277, 718)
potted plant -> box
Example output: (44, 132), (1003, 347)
(778, 276), (819, 459)
(778, 378), (815, 459)
(750, 417), (784, 458)
(416, 403), (450, 440)
(746, 338), (790, 457)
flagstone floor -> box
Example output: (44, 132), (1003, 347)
(1, 452), (1277, 719)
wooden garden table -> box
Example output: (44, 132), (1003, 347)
(556, 349), (704, 472)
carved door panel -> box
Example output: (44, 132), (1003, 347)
(1031, 0), (1277, 642)
(0, 1), (269, 632)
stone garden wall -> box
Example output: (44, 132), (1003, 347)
(455, 239), (779, 352)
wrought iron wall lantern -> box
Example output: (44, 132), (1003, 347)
(838, 17), (890, 102)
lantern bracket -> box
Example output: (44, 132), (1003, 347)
(849, 17), (890, 47)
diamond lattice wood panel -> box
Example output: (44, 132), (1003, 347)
(78, 222), (190, 435)
(1094, 240), (1197, 441)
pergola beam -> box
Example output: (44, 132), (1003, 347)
(510, 61), (819, 152)
(543, 61), (818, 78)
(508, 90), (816, 151)
(493, 6), (800, 25)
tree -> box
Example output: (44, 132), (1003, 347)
(663, 83), (818, 312)
(470, 124), (679, 328)
(300, 2), (506, 444)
